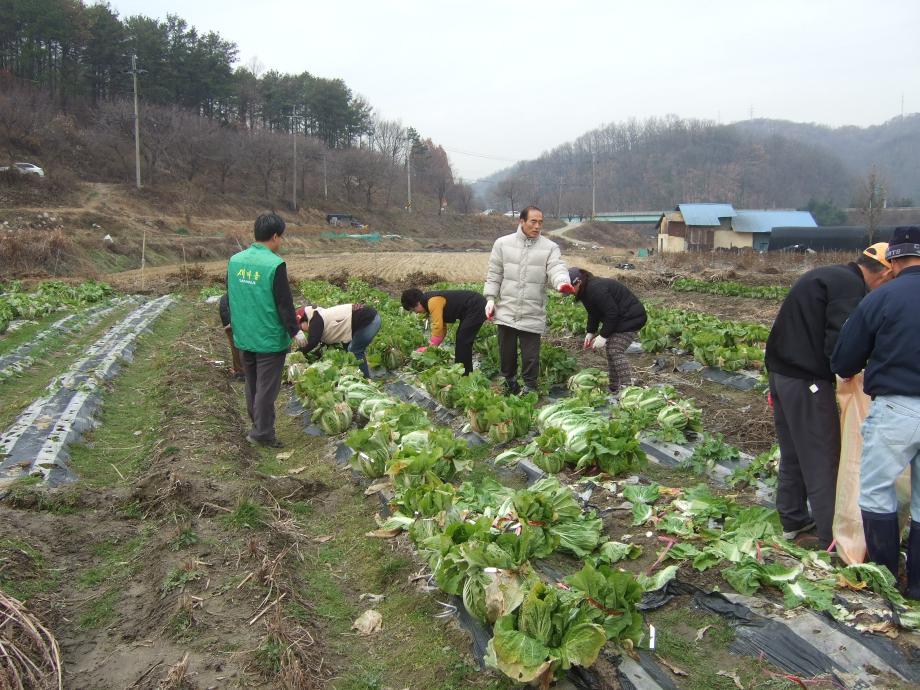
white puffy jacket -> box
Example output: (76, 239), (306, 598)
(483, 227), (569, 334)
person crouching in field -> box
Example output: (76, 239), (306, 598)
(295, 303), (381, 377)
(566, 267), (647, 394)
(218, 293), (245, 380)
(400, 288), (487, 374)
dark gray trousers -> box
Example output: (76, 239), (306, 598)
(241, 350), (287, 443)
(769, 371), (840, 545)
(497, 325), (541, 389)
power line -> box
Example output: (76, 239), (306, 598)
(440, 146), (520, 163)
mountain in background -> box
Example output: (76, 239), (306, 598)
(732, 115), (920, 203)
(476, 115), (920, 214)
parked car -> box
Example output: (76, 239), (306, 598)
(503, 211), (517, 217)
(349, 219), (366, 229)
(0, 162), (44, 177)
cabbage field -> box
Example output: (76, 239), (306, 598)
(2, 273), (919, 690)
(279, 277), (920, 689)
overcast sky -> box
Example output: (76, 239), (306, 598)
(107, 0), (920, 181)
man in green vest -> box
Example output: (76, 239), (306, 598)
(227, 213), (306, 448)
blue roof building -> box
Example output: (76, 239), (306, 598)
(658, 203), (817, 252)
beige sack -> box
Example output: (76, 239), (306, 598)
(833, 374), (911, 565)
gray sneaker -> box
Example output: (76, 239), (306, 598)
(782, 521), (816, 540)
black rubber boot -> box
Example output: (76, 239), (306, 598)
(861, 510), (900, 579)
(906, 520), (920, 600)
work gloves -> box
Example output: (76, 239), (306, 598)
(294, 330), (308, 349)
(583, 334), (607, 350)
(485, 300), (495, 320)
(558, 283), (576, 294)
(429, 335), (444, 347)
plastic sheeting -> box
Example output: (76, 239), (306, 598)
(834, 374), (911, 565)
(0, 296), (173, 488)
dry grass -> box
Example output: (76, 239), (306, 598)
(646, 249), (854, 279)
(0, 229), (72, 276)
(0, 589), (63, 690)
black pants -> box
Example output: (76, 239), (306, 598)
(497, 325), (541, 389)
(241, 350), (287, 443)
(455, 312), (487, 375)
(769, 371), (840, 546)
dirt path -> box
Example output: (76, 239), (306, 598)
(547, 219), (591, 247)
(0, 298), (503, 689)
(107, 250), (627, 293)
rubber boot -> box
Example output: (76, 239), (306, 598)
(861, 510), (900, 579)
(906, 520), (920, 600)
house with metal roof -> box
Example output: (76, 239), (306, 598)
(657, 203), (817, 252)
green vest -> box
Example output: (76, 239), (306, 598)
(227, 243), (291, 353)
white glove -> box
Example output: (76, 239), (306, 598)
(592, 335), (607, 350)
(583, 333), (595, 349)
(294, 330), (308, 349)
(485, 300), (495, 320)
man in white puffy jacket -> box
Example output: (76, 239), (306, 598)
(483, 206), (574, 393)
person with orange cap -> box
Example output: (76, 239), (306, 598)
(765, 242), (893, 549)
(832, 227), (920, 596)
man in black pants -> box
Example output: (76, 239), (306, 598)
(400, 288), (486, 374)
(765, 243), (892, 548)
(483, 206), (574, 393)
(227, 213), (307, 448)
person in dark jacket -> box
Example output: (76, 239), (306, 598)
(831, 226), (920, 596)
(218, 293), (245, 380)
(295, 303), (380, 378)
(568, 267), (647, 394)
(400, 288), (487, 374)
(765, 243), (892, 548)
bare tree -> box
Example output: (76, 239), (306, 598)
(139, 104), (183, 183)
(497, 176), (520, 215)
(860, 166), (886, 243)
(449, 178), (475, 214)
(246, 129), (285, 200)
(0, 81), (53, 163)
(212, 124), (245, 194)
(372, 117), (407, 208)
(90, 98), (136, 180)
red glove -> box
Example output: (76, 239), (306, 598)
(429, 335), (444, 347)
(415, 346), (427, 353)
(766, 391), (773, 408)
(558, 283), (576, 295)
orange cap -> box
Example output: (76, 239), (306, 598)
(863, 242), (891, 269)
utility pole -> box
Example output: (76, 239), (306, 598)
(127, 54), (144, 189)
(406, 150), (412, 212)
(322, 153), (328, 200)
(591, 149), (596, 219)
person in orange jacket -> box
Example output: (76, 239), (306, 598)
(400, 288), (486, 374)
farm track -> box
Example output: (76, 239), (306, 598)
(108, 250), (621, 291)
(0, 296), (173, 487)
